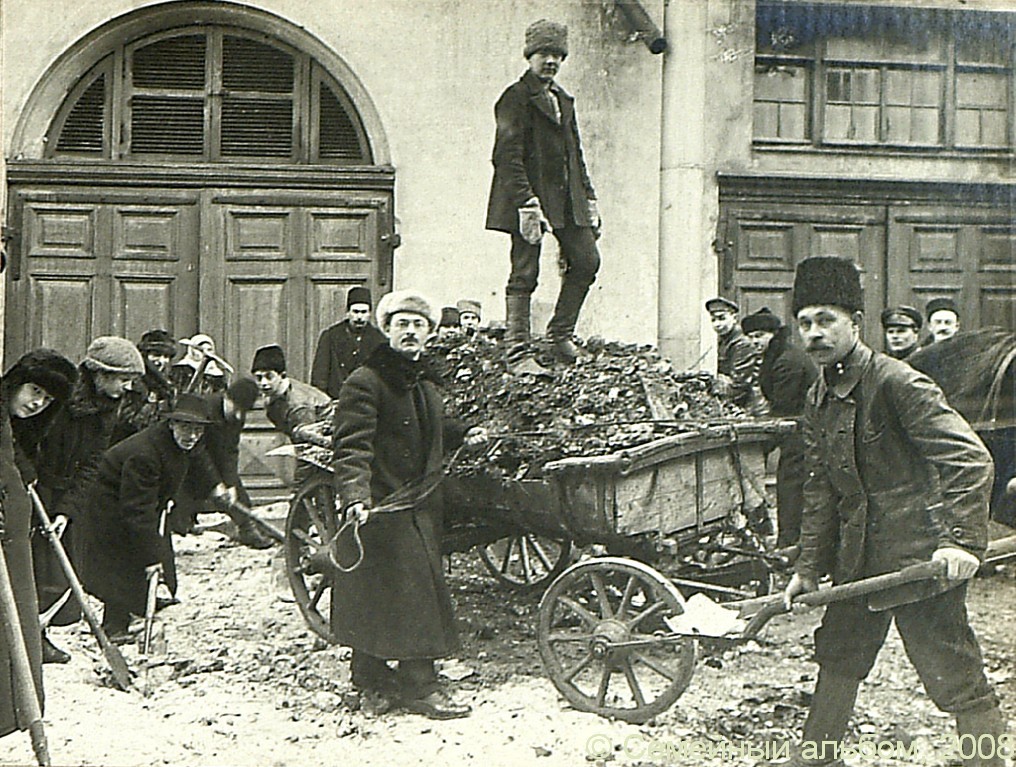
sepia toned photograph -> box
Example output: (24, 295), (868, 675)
(0, 1), (1013, 765)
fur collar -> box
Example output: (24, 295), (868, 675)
(364, 343), (440, 392)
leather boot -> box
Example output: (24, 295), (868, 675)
(546, 280), (590, 363)
(41, 632), (70, 664)
(505, 295), (531, 343)
(955, 705), (1007, 766)
(757, 671), (859, 766)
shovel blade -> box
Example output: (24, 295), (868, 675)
(665, 593), (747, 638)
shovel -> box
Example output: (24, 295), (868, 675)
(666, 560), (948, 639)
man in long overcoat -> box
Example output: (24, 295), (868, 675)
(485, 19), (601, 362)
(32, 336), (144, 661)
(311, 286), (384, 399)
(331, 290), (486, 720)
(78, 394), (216, 637)
(772, 257), (1005, 767)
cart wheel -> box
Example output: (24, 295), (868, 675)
(285, 477), (338, 644)
(478, 534), (573, 590)
(538, 557), (696, 723)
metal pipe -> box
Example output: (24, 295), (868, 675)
(616, 0), (668, 54)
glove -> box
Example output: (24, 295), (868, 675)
(519, 199), (551, 245)
(932, 546), (980, 580)
(211, 483), (238, 506)
(587, 199), (602, 239)
(782, 571), (818, 611)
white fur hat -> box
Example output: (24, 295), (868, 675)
(375, 289), (439, 329)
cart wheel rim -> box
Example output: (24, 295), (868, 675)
(537, 557), (696, 724)
(478, 534), (573, 590)
(285, 477), (338, 644)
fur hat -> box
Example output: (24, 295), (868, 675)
(792, 257), (863, 316)
(166, 392), (212, 424)
(456, 299), (482, 318)
(138, 329), (177, 357)
(524, 19), (568, 58)
(705, 296), (739, 314)
(881, 306), (923, 330)
(741, 308), (782, 334)
(926, 297), (959, 319)
(439, 307), (461, 328)
(375, 290), (439, 330)
(4, 348), (78, 405)
(347, 285), (372, 309)
(251, 345), (286, 374)
(226, 377), (259, 411)
(83, 336), (145, 375)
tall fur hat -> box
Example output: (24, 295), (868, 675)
(138, 329), (177, 357)
(375, 290), (439, 330)
(4, 348), (78, 404)
(251, 345), (286, 374)
(347, 285), (372, 309)
(524, 19), (568, 58)
(83, 336), (145, 375)
(741, 307), (782, 334)
(439, 307), (461, 328)
(792, 257), (863, 316)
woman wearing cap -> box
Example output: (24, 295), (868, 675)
(32, 336), (144, 662)
(77, 393), (218, 638)
(0, 349), (76, 734)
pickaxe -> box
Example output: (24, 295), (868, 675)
(179, 339), (234, 394)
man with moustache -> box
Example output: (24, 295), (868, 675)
(311, 286), (384, 399)
(486, 19), (601, 362)
(765, 257), (1004, 767)
(331, 290), (487, 719)
(925, 297), (961, 345)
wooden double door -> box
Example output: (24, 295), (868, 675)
(720, 195), (1016, 346)
(5, 182), (394, 499)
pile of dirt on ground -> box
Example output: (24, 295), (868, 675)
(296, 334), (749, 479)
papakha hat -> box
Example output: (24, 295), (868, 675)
(251, 345), (287, 374)
(439, 307), (461, 328)
(82, 336), (145, 375)
(881, 306), (923, 330)
(166, 392), (212, 424)
(524, 19), (568, 58)
(741, 307), (782, 334)
(375, 290), (439, 329)
(347, 286), (372, 309)
(792, 257), (863, 316)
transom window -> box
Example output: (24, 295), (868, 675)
(47, 26), (372, 164)
(754, 4), (1014, 151)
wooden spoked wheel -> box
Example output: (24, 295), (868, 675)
(285, 477), (339, 643)
(538, 557), (696, 723)
(478, 534), (573, 591)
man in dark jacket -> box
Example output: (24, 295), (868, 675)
(771, 257), (1004, 767)
(881, 305), (923, 361)
(707, 297), (764, 412)
(742, 308), (818, 547)
(311, 286), (384, 399)
(78, 394), (217, 638)
(32, 336), (144, 662)
(485, 19), (601, 362)
(332, 290), (487, 720)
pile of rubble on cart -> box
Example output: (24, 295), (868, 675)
(297, 334), (751, 479)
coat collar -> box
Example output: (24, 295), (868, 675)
(364, 343), (440, 392)
(521, 70), (573, 125)
(815, 342), (872, 402)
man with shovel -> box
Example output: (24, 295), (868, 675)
(770, 257), (1005, 767)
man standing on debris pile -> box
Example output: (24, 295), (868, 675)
(741, 308), (818, 548)
(767, 257), (1005, 767)
(311, 286), (385, 399)
(77, 393), (218, 640)
(32, 336), (144, 664)
(706, 297), (765, 413)
(331, 289), (487, 720)
(486, 19), (601, 363)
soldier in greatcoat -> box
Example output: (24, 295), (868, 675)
(331, 290), (487, 719)
(0, 349), (77, 737)
(768, 257), (1005, 767)
(77, 394), (216, 638)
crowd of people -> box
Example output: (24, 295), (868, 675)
(0, 15), (1009, 765)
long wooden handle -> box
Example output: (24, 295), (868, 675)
(0, 541), (50, 766)
(28, 484), (133, 691)
(142, 569), (160, 656)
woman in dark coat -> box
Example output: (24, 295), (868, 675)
(331, 290), (485, 720)
(0, 349), (77, 737)
(77, 394), (216, 635)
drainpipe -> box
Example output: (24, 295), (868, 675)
(615, 0), (668, 54)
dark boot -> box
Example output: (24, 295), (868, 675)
(399, 659), (471, 720)
(757, 670), (859, 766)
(41, 632), (70, 664)
(955, 705), (1007, 766)
(546, 280), (591, 363)
(505, 295), (531, 343)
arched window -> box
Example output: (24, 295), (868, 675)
(46, 26), (372, 164)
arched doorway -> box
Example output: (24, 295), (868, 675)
(5, 2), (395, 499)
